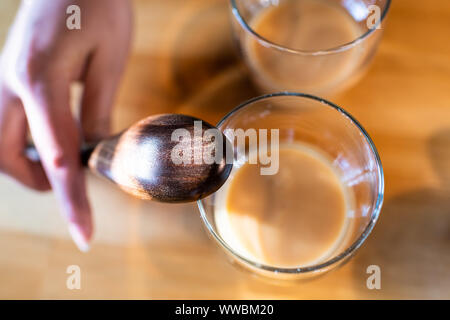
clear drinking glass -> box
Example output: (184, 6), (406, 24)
(197, 93), (384, 279)
(230, 0), (391, 97)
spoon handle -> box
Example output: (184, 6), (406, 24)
(25, 142), (98, 167)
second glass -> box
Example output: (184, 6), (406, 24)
(230, 0), (391, 97)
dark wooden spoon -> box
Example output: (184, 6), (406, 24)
(28, 114), (233, 203)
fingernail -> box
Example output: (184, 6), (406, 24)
(68, 224), (91, 252)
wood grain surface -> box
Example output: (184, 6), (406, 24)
(0, 0), (449, 299)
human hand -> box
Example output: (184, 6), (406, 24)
(0, 0), (132, 251)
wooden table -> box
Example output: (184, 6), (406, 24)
(0, 0), (449, 299)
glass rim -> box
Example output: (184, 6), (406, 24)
(230, 0), (391, 56)
(197, 92), (385, 275)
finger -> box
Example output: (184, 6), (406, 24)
(20, 78), (93, 252)
(0, 86), (50, 191)
(81, 46), (129, 142)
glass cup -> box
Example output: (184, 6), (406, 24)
(230, 0), (391, 97)
(197, 93), (384, 279)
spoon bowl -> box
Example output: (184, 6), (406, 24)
(88, 114), (233, 202)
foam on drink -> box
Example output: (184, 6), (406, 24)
(242, 0), (365, 94)
(214, 143), (355, 268)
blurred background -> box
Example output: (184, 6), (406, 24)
(0, 0), (449, 299)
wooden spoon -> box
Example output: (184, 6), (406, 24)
(28, 114), (233, 203)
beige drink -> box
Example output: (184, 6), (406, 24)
(215, 143), (354, 268)
(242, 0), (365, 94)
